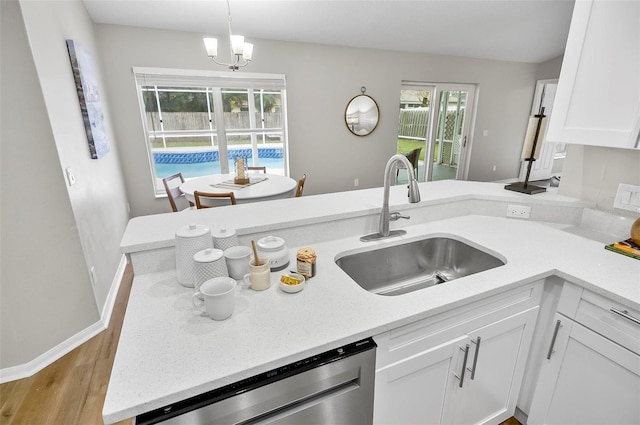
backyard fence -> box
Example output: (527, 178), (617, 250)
(145, 112), (283, 131)
(398, 108), (429, 140)
(398, 108), (464, 166)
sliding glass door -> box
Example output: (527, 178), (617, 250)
(397, 82), (475, 182)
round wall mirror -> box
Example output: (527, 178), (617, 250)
(345, 93), (379, 136)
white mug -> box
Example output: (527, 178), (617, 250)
(192, 277), (236, 321)
(224, 245), (252, 280)
(243, 259), (271, 291)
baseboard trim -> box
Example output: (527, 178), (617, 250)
(101, 255), (128, 328)
(0, 321), (106, 384)
(0, 254), (128, 384)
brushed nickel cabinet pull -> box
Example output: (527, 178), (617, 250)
(547, 319), (562, 360)
(454, 344), (470, 388)
(610, 308), (640, 326)
(468, 336), (481, 380)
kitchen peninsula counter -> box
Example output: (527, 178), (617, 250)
(104, 181), (640, 423)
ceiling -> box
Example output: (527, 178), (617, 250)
(82, 0), (575, 64)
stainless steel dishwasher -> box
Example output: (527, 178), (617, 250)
(136, 338), (377, 425)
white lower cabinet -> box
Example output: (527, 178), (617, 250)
(444, 308), (539, 425)
(375, 335), (466, 424)
(527, 288), (640, 425)
(373, 284), (541, 425)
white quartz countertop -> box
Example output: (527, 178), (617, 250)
(120, 180), (589, 253)
(104, 182), (639, 423)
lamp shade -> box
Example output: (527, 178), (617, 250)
(230, 35), (244, 55)
(243, 42), (253, 61)
(203, 38), (218, 57)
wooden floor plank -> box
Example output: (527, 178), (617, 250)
(0, 378), (30, 423)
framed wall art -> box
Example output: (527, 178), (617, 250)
(66, 39), (110, 159)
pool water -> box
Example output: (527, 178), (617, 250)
(154, 157), (285, 179)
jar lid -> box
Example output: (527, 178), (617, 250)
(193, 248), (224, 263)
(175, 223), (210, 238)
(257, 235), (285, 251)
(212, 228), (236, 239)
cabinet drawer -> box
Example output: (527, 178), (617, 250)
(575, 291), (640, 355)
(557, 282), (640, 354)
(376, 283), (542, 368)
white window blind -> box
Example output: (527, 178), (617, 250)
(133, 67), (286, 90)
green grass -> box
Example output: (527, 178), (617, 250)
(397, 138), (439, 162)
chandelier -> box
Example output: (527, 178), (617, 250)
(203, 0), (253, 71)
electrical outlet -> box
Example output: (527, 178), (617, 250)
(506, 204), (531, 219)
(354, 178), (359, 187)
(613, 183), (640, 213)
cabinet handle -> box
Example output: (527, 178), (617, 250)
(546, 319), (562, 360)
(610, 308), (640, 326)
(455, 344), (470, 388)
(468, 336), (481, 380)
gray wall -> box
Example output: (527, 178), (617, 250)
(94, 24), (551, 217)
(0, 0), (129, 370)
(559, 144), (640, 212)
(536, 55), (565, 81)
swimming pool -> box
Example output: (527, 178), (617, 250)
(153, 147), (285, 179)
(154, 157), (285, 179)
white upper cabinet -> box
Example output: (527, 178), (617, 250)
(546, 0), (640, 149)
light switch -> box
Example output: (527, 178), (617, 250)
(65, 167), (76, 186)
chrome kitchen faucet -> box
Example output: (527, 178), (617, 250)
(361, 154), (421, 242)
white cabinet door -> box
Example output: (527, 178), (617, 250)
(374, 336), (466, 425)
(528, 314), (640, 425)
(444, 307), (539, 425)
(546, 0), (640, 149)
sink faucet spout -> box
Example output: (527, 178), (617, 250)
(361, 154), (421, 242)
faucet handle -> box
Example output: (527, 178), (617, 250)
(389, 211), (410, 221)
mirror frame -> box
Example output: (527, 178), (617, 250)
(345, 93), (380, 137)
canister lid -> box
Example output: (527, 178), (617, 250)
(175, 223), (210, 238)
(257, 235), (285, 251)
(193, 248), (224, 263)
(212, 227), (236, 239)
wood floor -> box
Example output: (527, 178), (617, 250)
(0, 265), (134, 425)
(0, 263), (523, 425)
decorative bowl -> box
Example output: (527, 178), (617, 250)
(279, 273), (306, 293)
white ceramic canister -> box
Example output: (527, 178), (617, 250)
(212, 228), (239, 251)
(256, 235), (290, 271)
(175, 224), (213, 287)
(193, 248), (228, 295)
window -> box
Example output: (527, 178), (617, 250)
(134, 68), (287, 195)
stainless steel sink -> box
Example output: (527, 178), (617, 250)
(335, 237), (505, 296)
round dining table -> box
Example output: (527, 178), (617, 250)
(180, 173), (297, 206)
